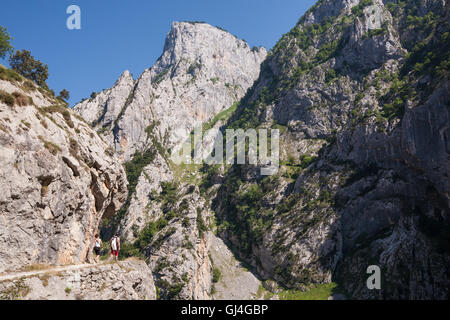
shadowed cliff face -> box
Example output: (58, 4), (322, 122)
(0, 70), (127, 273)
(211, 0), (450, 299)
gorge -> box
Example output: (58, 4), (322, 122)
(0, 0), (449, 300)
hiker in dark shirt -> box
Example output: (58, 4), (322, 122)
(93, 234), (102, 263)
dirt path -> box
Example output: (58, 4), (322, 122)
(0, 263), (96, 282)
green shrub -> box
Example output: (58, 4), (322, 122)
(38, 136), (61, 155)
(0, 65), (23, 82)
(155, 278), (184, 300)
(134, 217), (168, 250)
(160, 181), (178, 203)
(153, 69), (168, 84)
(0, 278), (30, 300)
(43, 105), (74, 128)
(351, 0), (373, 17)
(118, 241), (141, 260)
(126, 150), (156, 193)
(212, 267), (222, 283)
(21, 120), (31, 128)
(0, 26), (14, 59)
(154, 257), (170, 273)
(199, 164), (220, 193)
(215, 169), (275, 256)
(197, 208), (208, 238)
(187, 62), (201, 75)
(182, 217), (191, 228)
(110, 149), (158, 232)
(152, 227), (176, 250)
(0, 90), (14, 106)
(9, 49), (48, 87)
(23, 80), (35, 91)
(277, 194), (297, 214)
(314, 40), (339, 63)
(58, 89), (70, 101)
(325, 69), (337, 83)
(381, 97), (404, 119)
(167, 282), (184, 299)
(367, 26), (387, 38)
(300, 154), (316, 169)
(12, 91), (31, 106)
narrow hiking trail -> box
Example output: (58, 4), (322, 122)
(0, 263), (96, 283)
(0, 259), (156, 300)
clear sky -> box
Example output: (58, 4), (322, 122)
(0, 0), (316, 106)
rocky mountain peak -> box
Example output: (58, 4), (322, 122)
(157, 21), (265, 71)
(70, 21), (268, 299)
(74, 21), (267, 161)
(117, 70), (134, 84)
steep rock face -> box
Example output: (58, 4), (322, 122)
(0, 73), (127, 273)
(72, 71), (135, 128)
(143, 184), (214, 300)
(118, 153), (174, 242)
(73, 22), (267, 300)
(210, 236), (262, 300)
(74, 21), (267, 162)
(211, 0), (449, 299)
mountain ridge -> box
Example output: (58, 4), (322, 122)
(74, 21), (267, 162)
(210, 0), (450, 299)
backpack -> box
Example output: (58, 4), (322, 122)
(111, 236), (118, 250)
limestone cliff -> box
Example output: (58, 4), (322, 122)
(74, 21), (267, 161)
(3, 0), (447, 301)
(0, 259), (156, 300)
(0, 67), (128, 273)
(73, 22), (267, 300)
(210, 0), (449, 299)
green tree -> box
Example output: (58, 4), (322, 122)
(9, 50), (48, 87)
(0, 26), (14, 59)
(58, 89), (70, 101)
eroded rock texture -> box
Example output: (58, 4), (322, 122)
(74, 21), (267, 161)
(73, 22), (267, 300)
(0, 75), (127, 273)
(211, 0), (450, 299)
(0, 259), (155, 300)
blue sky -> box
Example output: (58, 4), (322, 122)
(0, 0), (316, 106)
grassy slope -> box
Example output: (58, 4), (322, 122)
(257, 282), (344, 300)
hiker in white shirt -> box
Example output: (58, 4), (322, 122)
(110, 233), (120, 261)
